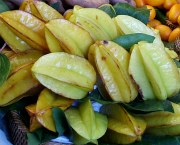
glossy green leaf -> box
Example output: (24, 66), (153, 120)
(113, 3), (150, 24)
(174, 59), (180, 68)
(131, 135), (180, 145)
(99, 135), (180, 145)
(0, 53), (10, 86)
(88, 88), (116, 105)
(113, 33), (155, 51)
(99, 4), (116, 18)
(50, 1), (64, 13)
(27, 133), (40, 145)
(0, 0), (9, 13)
(52, 107), (69, 136)
(27, 128), (58, 145)
(155, 8), (168, 24)
(168, 92), (180, 104)
(122, 99), (174, 114)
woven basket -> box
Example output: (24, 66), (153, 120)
(6, 111), (70, 145)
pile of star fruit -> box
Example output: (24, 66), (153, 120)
(0, 0), (180, 144)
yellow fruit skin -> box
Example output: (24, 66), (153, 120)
(26, 104), (42, 132)
(64, 9), (73, 20)
(8, 50), (44, 75)
(20, 0), (63, 22)
(45, 27), (63, 52)
(0, 17), (31, 52)
(1, 48), (15, 58)
(165, 48), (178, 59)
(65, 99), (107, 144)
(45, 19), (94, 57)
(1, 10), (48, 52)
(129, 42), (180, 100)
(89, 41), (138, 103)
(0, 64), (41, 106)
(69, 6), (118, 41)
(36, 89), (73, 132)
(140, 103), (180, 136)
(32, 52), (96, 99)
(129, 44), (156, 100)
(100, 104), (146, 144)
(114, 15), (154, 36)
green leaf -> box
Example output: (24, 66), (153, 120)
(0, 0), (9, 13)
(168, 92), (180, 104)
(113, 33), (155, 51)
(99, 135), (180, 145)
(122, 99), (174, 114)
(50, 1), (64, 13)
(88, 89), (174, 114)
(27, 128), (58, 145)
(27, 132), (40, 145)
(0, 53), (10, 86)
(163, 41), (175, 49)
(130, 135), (180, 145)
(52, 107), (69, 136)
(155, 8), (168, 24)
(174, 59), (180, 68)
(113, 3), (150, 24)
(88, 88), (116, 105)
(99, 4), (116, 18)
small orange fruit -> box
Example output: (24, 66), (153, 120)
(146, 5), (156, 21)
(168, 27), (180, 42)
(168, 4), (180, 23)
(166, 11), (170, 17)
(147, 19), (161, 28)
(178, 15), (180, 25)
(155, 24), (172, 41)
(134, 0), (146, 7)
(145, 0), (164, 6)
(163, 0), (177, 10)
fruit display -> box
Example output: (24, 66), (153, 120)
(0, 0), (180, 145)
(137, 0), (180, 43)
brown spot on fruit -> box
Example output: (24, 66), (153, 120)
(96, 15), (98, 20)
(103, 40), (108, 45)
(102, 56), (106, 60)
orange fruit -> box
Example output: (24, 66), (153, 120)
(168, 4), (180, 23)
(147, 19), (161, 28)
(178, 15), (180, 25)
(168, 27), (180, 42)
(163, 0), (177, 10)
(166, 11), (170, 17)
(145, 0), (164, 6)
(146, 5), (156, 21)
(134, 0), (146, 7)
(155, 24), (172, 41)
